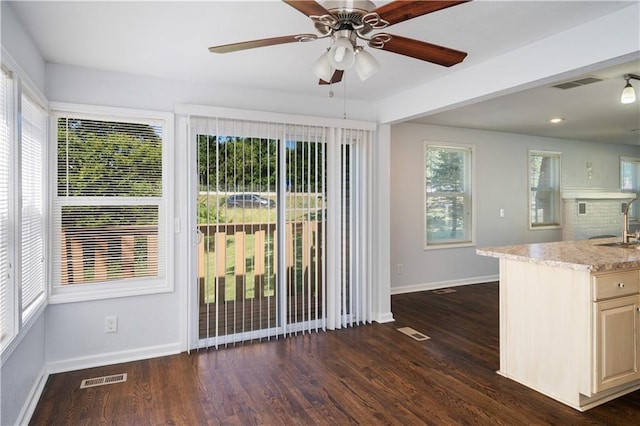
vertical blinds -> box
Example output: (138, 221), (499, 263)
(0, 67), (13, 344)
(192, 115), (373, 349)
(54, 115), (165, 286)
(20, 93), (47, 313)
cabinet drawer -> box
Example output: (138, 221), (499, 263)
(593, 270), (640, 301)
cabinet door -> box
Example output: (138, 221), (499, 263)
(594, 295), (640, 394)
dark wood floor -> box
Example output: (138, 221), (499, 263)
(30, 283), (640, 425)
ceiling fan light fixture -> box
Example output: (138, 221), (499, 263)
(354, 49), (380, 81)
(621, 74), (640, 104)
(312, 52), (334, 82)
(328, 36), (355, 70)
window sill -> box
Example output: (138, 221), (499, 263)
(529, 224), (562, 230)
(424, 241), (476, 250)
(49, 278), (173, 304)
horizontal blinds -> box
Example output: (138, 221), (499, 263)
(54, 115), (165, 286)
(21, 92), (46, 313)
(0, 67), (13, 343)
(57, 118), (162, 197)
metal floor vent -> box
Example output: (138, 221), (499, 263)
(80, 373), (127, 389)
(397, 327), (430, 341)
(433, 288), (457, 295)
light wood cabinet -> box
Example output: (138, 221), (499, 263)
(592, 271), (640, 394)
(496, 260), (640, 411)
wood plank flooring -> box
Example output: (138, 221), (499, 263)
(29, 283), (640, 425)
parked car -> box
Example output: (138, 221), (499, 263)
(226, 193), (275, 208)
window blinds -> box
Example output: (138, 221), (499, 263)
(20, 93), (47, 313)
(54, 115), (165, 286)
(191, 114), (373, 349)
(0, 67), (13, 344)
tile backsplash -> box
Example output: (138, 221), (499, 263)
(563, 199), (624, 241)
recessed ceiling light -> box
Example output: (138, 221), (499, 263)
(549, 118), (565, 123)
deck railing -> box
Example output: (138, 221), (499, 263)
(60, 225), (158, 284)
(197, 220), (323, 304)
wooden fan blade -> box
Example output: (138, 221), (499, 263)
(376, 34), (467, 67)
(282, 0), (332, 17)
(209, 35), (312, 53)
(371, 1), (470, 26)
(319, 70), (344, 85)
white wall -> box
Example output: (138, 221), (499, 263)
(0, 2), (46, 93)
(389, 122), (640, 294)
(46, 63), (378, 122)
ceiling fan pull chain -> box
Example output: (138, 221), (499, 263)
(343, 75), (347, 120)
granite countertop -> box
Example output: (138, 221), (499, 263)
(476, 237), (640, 272)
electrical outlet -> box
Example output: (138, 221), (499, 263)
(397, 263), (403, 274)
(105, 315), (118, 333)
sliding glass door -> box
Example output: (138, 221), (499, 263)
(190, 114), (373, 349)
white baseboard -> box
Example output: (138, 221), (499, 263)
(16, 365), (49, 426)
(46, 342), (182, 375)
(390, 275), (499, 295)
(373, 311), (395, 323)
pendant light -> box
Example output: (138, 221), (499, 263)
(620, 73), (640, 104)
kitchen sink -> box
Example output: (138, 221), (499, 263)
(595, 241), (640, 249)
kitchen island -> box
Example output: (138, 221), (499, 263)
(477, 237), (640, 411)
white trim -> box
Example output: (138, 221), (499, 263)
(15, 365), (49, 426)
(46, 342), (181, 375)
(373, 312), (395, 323)
(423, 141), (476, 248)
(175, 104), (377, 131)
(390, 275), (500, 295)
(620, 156), (640, 192)
(50, 102), (172, 123)
(528, 150), (562, 230)
(372, 125), (391, 324)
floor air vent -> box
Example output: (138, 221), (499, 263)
(80, 373), (127, 389)
(433, 288), (457, 295)
(397, 327), (430, 341)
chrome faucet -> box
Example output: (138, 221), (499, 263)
(623, 197), (640, 243)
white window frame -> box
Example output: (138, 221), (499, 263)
(620, 156), (640, 193)
(423, 142), (476, 249)
(1, 49), (48, 358)
(621, 156), (640, 221)
(528, 150), (562, 230)
(49, 103), (174, 303)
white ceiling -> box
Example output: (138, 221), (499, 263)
(7, 0), (640, 145)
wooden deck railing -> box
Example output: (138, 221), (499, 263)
(197, 221), (323, 302)
(61, 225), (158, 284)
(197, 220), (324, 337)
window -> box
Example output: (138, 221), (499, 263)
(50, 105), (173, 302)
(1, 54), (48, 353)
(424, 143), (474, 247)
(529, 151), (561, 228)
(0, 66), (14, 347)
(621, 157), (639, 193)
(621, 157), (640, 220)
(20, 92), (47, 319)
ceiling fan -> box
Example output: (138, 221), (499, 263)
(208, 0), (471, 84)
